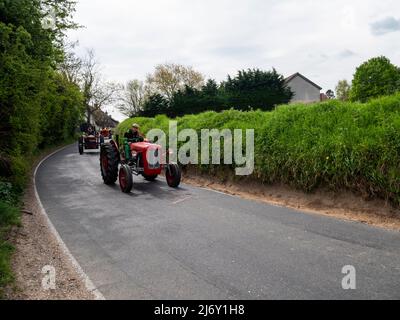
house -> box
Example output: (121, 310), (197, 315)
(85, 109), (119, 130)
(93, 109), (119, 129)
(284, 72), (323, 103)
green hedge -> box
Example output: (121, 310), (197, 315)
(118, 93), (400, 206)
(0, 0), (82, 295)
(0, 182), (21, 297)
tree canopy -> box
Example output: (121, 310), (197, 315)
(335, 80), (351, 101)
(0, 0), (84, 188)
(127, 68), (293, 118)
(146, 63), (205, 101)
(222, 68), (293, 111)
(350, 56), (400, 102)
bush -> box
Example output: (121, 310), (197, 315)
(119, 93), (400, 206)
(0, 201), (20, 297)
(0, 0), (81, 295)
(0, 181), (13, 204)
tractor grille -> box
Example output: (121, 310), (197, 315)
(147, 148), (161, 169)
(148, 161), (160, 169)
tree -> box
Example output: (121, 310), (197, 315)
(0, 0), (83, 188)
(350, 56), (400, 102)
(202, 79), (219, 96)
(117, 80), (147, 117)
(39, 72), (84, 147)
(335, 80), (351, 101)
(170, 86), (202, 117)
(222, 68), (293, 111)
(40, 0), (80, 43)
(58, 41), (82, 84)
(200, 79), (227, 112)
(326, 89), (335, 99)
(80, 50), (119, 124)
(169, 79), (227, 117)
(146, 63), (205, 100)
(141, 94), (169, 118)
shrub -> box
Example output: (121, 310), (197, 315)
(0, 181), (13, 204)
(0, 200), (20, 297)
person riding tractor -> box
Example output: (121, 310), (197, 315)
(100, 127), (112, 139)
(124, 123), (144, 142)
(123, 124), (145, 163)
(86, 124), (95, 136)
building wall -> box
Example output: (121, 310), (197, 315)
(286, 76), (321, 103)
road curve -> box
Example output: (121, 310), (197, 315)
(36, 144), (400, 300)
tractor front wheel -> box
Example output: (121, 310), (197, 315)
(119, 164), (133, 193)
(78, 137), (84, 155)
(100, 143), (119, 185)
(166, 164), (181, 188)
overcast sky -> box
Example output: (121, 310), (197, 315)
(67, 0), (400, 121)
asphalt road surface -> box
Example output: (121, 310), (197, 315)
(36, 144), (400, 299)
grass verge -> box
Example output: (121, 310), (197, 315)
(0, 200), (21, 298)
(0, 138), (76, 298)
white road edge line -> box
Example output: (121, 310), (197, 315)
(33, 144), (105, 300)
(172, 196), (192, 205)
(198, 186), (292, 210)
(199, 187), (238, 198)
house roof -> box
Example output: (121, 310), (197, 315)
(284, 72), (322, 90)
(93, 109), (120, 128)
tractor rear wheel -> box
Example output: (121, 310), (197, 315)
(166, 164), (181, 188)
(100, 143), (119, 185)
(119, 164), (133, 193)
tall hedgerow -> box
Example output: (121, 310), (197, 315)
(0, 0), (82, 295)
(119, 93), (400, 206)
(0, 0), (83, 189)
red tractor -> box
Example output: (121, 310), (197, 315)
(78, 124), (104, 155)
(99, 137), (181, 193)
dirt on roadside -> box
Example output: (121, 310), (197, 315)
(182, 167), (400, 231)
(4, 146), (96, 300)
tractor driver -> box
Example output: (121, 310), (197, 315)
(86, 125), (95, 136)
(124, 123), (144, 143)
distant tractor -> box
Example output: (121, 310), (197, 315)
(100, 136), (181, 193)
(100, 127), (113, 140)
(78, 123), (104, 155)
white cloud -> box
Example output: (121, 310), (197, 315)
(370, 16), (400, 36)
(68, 0), (400, 121)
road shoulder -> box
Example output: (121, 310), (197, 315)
(182, 167), (400, 231)
(4, 145), (101, 300)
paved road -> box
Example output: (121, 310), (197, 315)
(36, 145), (400, 300)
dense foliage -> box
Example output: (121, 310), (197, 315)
(0, 0), (82, 295)
(119, 93), (400, 206)
(141, 93), (170, 118)
(0, 0), (83, 189)
(136, 68), (293, 118)
(222, 68), (293, 111)
(335, 79), (351, 101)
(350, 56), (400, 102)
